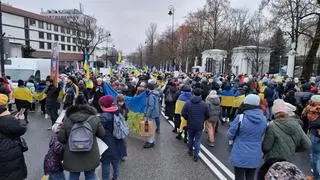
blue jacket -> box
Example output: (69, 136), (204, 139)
(228, 108), (267, 168)
(181, 96), (209, 131)
(264, 83), (277, 106)
(144, 90), (160, 119)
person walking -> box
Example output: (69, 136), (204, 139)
(143, 79), (160, 148)
(264, 80), (279, 120)
(45, 79), (62, 129)
(205, 90), (221, 147)
(181, 88), (209, 162)
(228, 94), (268, 180)
(302, 95), (320, 179)
(13, 80), (33, 123)
(0, 94), (28, 180)
(262, 99), (311, 162)
(174, 85), (192, 142)
(57, 104), (105, 180)
(91, 78), (105, 113)
(63, 76), (79, 110)
(99, 95), (126, 180)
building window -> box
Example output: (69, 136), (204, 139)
(72, 38), (76, 44)
(47, 33), (52, 40)
(54, 25), (59, 32)
(61, 27), (65, 33)
(61, 44), (65, 51)
(66, 28), (70, 34)
(47, 23), (52, 30)
(39, 42), (45, 49)
(38, 21), (44, 29)
(39, 32), (44, 39)
(54, 34), (59, 41)
(73, 46), (76, 51)
(67, 37), (71, 43)
(72, 29), (76, 35)
(67, 45), (71, 51)
(61, 36), (65, 42)
(47, 43), (52, 49)
(29, 19), (36, 26)
(78, 46), (81, 52)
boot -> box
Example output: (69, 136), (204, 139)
(176, 132), (182, 140)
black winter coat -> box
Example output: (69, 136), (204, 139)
(0, 111), (27, 180)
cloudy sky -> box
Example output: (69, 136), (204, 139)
(5, 0), (259, 55)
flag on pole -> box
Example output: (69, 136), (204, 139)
(118, 51), (122, 63)
(84, 53), (90, 80)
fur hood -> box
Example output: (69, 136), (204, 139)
(66, 105), (97, 123)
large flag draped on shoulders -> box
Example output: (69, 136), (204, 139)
(103, 82), (147, 113)
(103, 82), (147, 134)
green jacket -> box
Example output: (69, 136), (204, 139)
(262, 118), (311, 161)
(58, 105), (105, 172)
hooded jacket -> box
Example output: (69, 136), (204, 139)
(262, 118), (311, 162)
(228, 108), (267, 168)
(144, 90), (160, 119)
(0, 109), (27, 180)
(57, 105), (105, 172)
(181, 96), (209, 131)
(206, 96), (221, 123)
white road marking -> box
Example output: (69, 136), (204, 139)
(162, 111), (233, 180)
(200, 144), (235, 180)
(199, 152), (228, 180)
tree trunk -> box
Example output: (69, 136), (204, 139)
(302, 17), (320, 79)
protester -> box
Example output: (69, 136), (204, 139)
(205, 90), (220, 147)
(57, 104), (105, 180)
(91, 78), (105, 113)
(302, 95), (320, 179)
(63, 76), (79, 109)
(143, 79), (160, 148)
(13, 80), (33, 123)
(45, 79), (61, 129)
(181, 88), (209, 162)
(264, 80), (279, 120)
(35, 80), (47, 115)
(43, 124), (65, 180)
(0, 94), (28, 180)
(262, 99), (311, 162)
(99, 95), (126, 180)
(174, 85), (192, 142)
(164, 80), (180, 121)
(220, 83), (234, 123)
(228, 94), (267, 180)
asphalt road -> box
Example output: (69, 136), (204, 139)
(23, 108), (215, 180)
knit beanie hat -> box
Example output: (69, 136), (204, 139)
(244, 94), (260, 106)
(272, 99), (296, 116)
(0, 94), (8, 105)
(99, 95), (114, 110)
(311, 95), (320, 103)
(265, 161), (306, 180)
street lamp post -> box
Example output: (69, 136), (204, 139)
(168, 5), (175, 71)
(0, 1), (5, 76)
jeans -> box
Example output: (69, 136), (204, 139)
(221, 106), (231, 118)
(147, 118), (156, 143)
(154, 117), (160, 130)
(266, 106), (272, 120)
(311, 134), (320, 179)
(101, 157), (120, 180)
(234, 167), (256, 180)
(69, 170), (96, 180)
(49, 171), (65, 180)
(188, 129), (202, 157)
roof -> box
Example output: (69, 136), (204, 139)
(233, 46), (270, 50)
(2, 4), (67, 26)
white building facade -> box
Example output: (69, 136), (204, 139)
(231, 46), (271, 75)
(1, 4), (86, 68)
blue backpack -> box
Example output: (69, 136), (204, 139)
(113, 113), (129, 139)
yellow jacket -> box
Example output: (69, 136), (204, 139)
(13, 87), (33, 103)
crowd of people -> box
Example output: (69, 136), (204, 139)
(0, 69), (319, 180)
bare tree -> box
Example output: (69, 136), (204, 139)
(145, 23), (158, 65)
(66, 10), (109, 56)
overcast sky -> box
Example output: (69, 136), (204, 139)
(5, 0), (259, 55)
